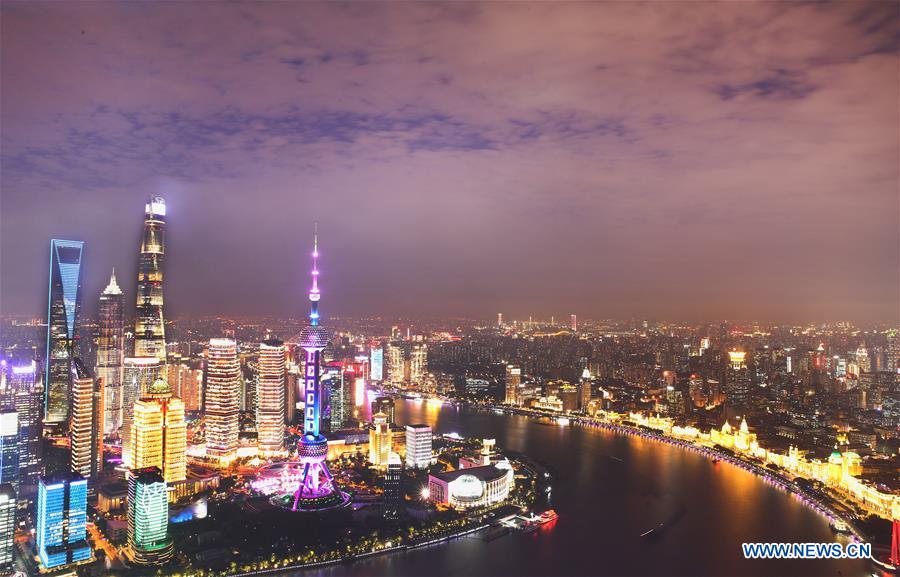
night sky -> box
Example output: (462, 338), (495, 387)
(1, 2), (897, 323)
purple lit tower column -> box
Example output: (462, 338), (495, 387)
(292, 232), (347, 511)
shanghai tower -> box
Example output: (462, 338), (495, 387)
(134, 196), (167, 365)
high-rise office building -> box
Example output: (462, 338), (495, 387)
(6, 362), (42, 486)
(45, 239), (84, 428)
(121, 357), (163, 467)
(257, 340), (286, 454)
(371, 396), (395, 425)
(70, 359), (102, 480)
(0, 412), (18, 491)
(725, 350), (751, 413)
(127, 467), (173, 565)
(570, 314), (577, 332)
(387, 343), (404, 385)
(36, 473), (91, 570)
(369, 346), (383, 381)
(134, 197), (167, 365)
(505, 364), (522, 405)
(96, 269), (125, 437)
(384, 452), (402, 520)
(405, 424), (432, 469)
(129, 379), (186, 483)
(579, 367), (592, 411)
(0, 484), (14, 573)
(410, 343), (427, 384)
(205, 339), (240, 460)
(369, 412), (391, 468)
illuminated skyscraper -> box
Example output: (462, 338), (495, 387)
(410, 343), (427, 384)
(384, 452), (402, 520)
(0, 484), (13, 573)
(127, 467), (173, 565)
(121, 357), (163, 467)
(129, 379), (186, 483)
(370, 346), (383, 381)
(45, 239), (84, 428)
(205, 339), (240, 460)
(371, 396), (395, 425)
(579, 367), (592, 411)
(725, 350), (751, 414)
(570, 314), (577, 332)
(36, 473), (91, 570)
(369, 412), (391, 468)
(134, 197), (167, 365)
(292, 232), (347, 511)
(256, 340), (286, 454)
(405, 424), (432, 469)
(70, 359), (102, 480)
(505, 364), (522, 405)
(96, 269), (125, 437)
(0, 412), (18, 491)
(6, 362), (42, 486)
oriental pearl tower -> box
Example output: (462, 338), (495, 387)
(291, 231), (349, 511)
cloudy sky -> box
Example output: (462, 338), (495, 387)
(1, 1), (897, 323)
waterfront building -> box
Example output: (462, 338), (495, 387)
(257, 340), (286, 454)
(45, 239), (84, 428)
(371, 396), (395, 425)
(505, 364), (521, 405)
(205, 339), (240, 460)
(122, 356), (163, 467)
(428, 461), (514, 510)
(96, 269), (125, 437)
(405, 424), (432, 469)
(370, 346), (383, 381)
(0, 412), (17, 490)
(5, 362), (42, 486)
(386, 342), (427, 385)
(384, 452), (402, 520)
(291, 232), (347, 511)
(70, 359), (102, 480)
(36, 473), (91, 570)
(369, 412), (391, 468)
(410, 343), (427, 384)
(579, 367), (592, 411)
(134, 197), (167, 365)
(0, 484), (13, 573)
(127, 467), (173, 565)
(387, 342), (404, 385)
(129, 379), (186, 483)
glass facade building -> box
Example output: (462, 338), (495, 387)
(127, 467), (173, 565)
(256, 340), (286, 454)
(4, 361), (42, 487)
(205, 339), (240, 460)
(0, 484), (14, 573)
(96, 269), (125, 437)
(70, 359), (102, 480)
(134, 197), (167, 365)
(36, 473), (91, 569)
(0, 412), (18, 491)
(121, 357), (163, 468)
(45, 239), (84, 427)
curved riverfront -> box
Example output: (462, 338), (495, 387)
(293, 399), (876, 577)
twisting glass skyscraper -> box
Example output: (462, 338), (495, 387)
(134, 197), (167, 365)
(45, 239), (84, 428)
(96, 269), (125, 437)
(291, 233), (348, 511)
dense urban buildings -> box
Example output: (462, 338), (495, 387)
(0, 484), (13, 573)
(134, 197), (167, 365)
(44, 239), (84, 428)
(96, 269), (125, 437)
(205, 338), (240, 460)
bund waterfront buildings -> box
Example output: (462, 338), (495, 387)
(134, 197), (167, 365)
(256, 339), (287, 454)
(96, 269), (125, 437)
(44, 239), (84, 429)
(205, 338), (241, 460)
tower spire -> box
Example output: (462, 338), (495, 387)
(309, 225), (320, 326)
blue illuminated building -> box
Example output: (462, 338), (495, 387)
(36, 473), (91, 569)
(45, 239), (84, 427)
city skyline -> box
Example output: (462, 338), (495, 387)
(2, 2), (897, 324)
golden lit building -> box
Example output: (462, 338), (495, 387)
(128, 378), (186, 483)
(71, 358), (103, 479)
(369, 412), (391, 467)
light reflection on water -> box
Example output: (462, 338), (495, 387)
(292, 400), (870, 577)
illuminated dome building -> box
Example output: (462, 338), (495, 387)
(428, 460), (514, 510)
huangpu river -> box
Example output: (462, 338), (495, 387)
(294, 399), (871, 577)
